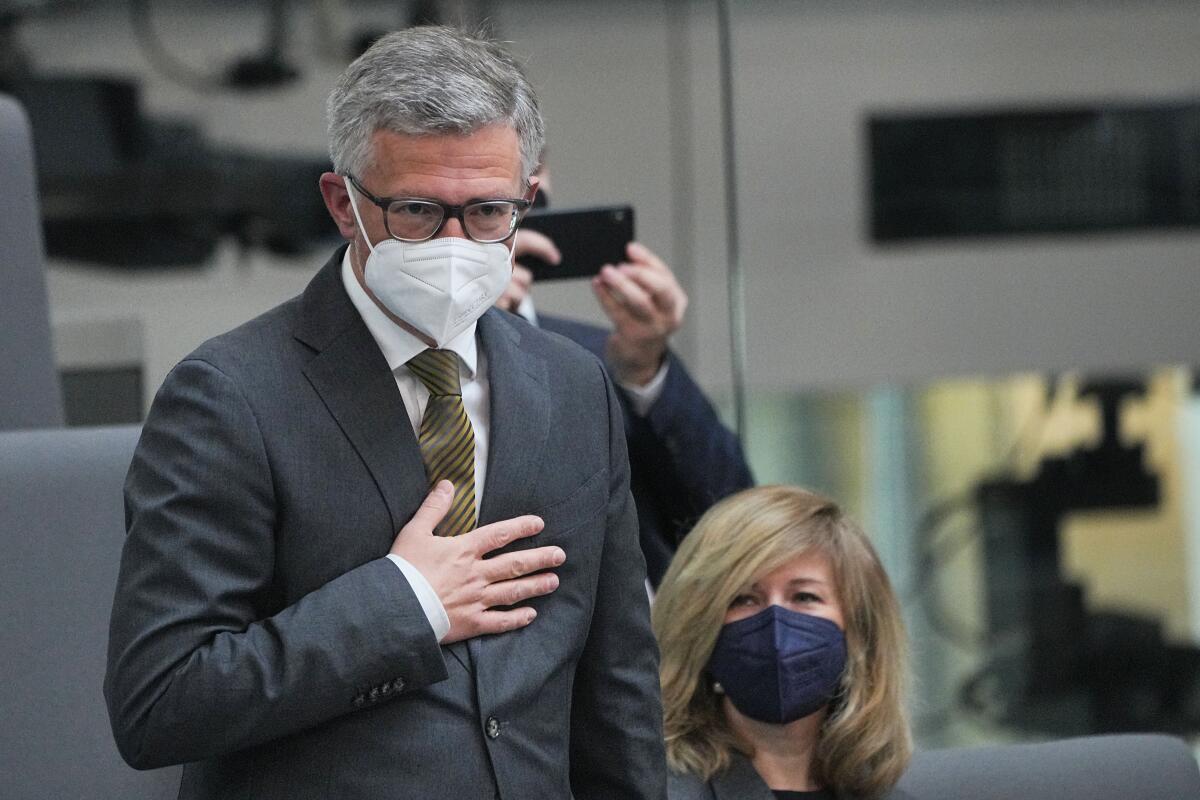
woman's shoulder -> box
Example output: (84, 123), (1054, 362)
(668, 753), (778, 800)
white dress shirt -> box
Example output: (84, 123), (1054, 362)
(342, 250), (493, 642)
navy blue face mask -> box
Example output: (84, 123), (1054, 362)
(707, 604), (848, 724)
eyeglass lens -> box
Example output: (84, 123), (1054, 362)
(387, 200), (518, 243)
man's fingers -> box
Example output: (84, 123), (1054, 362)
(483, 544), (566, 582)
(404, 480), (455, 534)
(481, 571), (561, 608)
(474, 607), (539, 636)
(592, 277), (630, 325)
(617, 265), (682, 314)
(513, 228), (561, 265)
(619, 242), (687, 322)
(443, 606), (540, 643)
(625, 241), (668, 274)
(466, 514), (545, 556)
(497, 265), (534, 312)
(597, 266), (655, 321)
(510, 264), (533, 291)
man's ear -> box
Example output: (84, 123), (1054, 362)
(523, 175), (541, 205)
(319, 172), (359, 241)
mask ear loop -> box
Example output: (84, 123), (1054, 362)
(343, 176), (377, 256)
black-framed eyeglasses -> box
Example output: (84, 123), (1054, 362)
(346, 174), (531, 244)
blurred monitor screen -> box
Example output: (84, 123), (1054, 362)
(869, 100), (1200, 241)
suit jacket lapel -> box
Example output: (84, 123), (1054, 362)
(295, 248), (428, 537)
(467, 309), (551, 679)
(475, 309), (550, 527)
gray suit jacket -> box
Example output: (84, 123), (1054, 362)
(104, 248), (666, 799)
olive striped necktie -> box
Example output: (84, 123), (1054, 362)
(407, 349), (477, 537)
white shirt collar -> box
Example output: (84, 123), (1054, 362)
(340, 247), (479, 377)
(515, 294), (539, 327)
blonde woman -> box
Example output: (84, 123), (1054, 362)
(655, 485), (912, 800)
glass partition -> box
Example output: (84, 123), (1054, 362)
(731, 366), (1200, 749)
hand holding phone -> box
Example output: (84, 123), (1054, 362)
(517, 205), (635, 281)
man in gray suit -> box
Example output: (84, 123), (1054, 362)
(105, 26), (666, 799)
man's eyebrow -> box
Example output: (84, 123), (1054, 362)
(385, 192), (522, 204)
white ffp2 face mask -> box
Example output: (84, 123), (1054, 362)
(345, 177), (512, 347)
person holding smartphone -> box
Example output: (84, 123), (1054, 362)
(497, 164), (754, 587)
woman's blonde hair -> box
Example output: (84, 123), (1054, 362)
(653, 485), (912, 799)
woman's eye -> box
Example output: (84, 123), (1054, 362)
(794, 591), (821, 604)
(729, 594), (757, 608)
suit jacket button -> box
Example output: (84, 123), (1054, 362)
(485, 716), (501, 739)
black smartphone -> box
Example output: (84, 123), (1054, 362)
(518, 205), (635, 281)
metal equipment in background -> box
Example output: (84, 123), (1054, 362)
(0, 0), (342, 267)
(921, 376), (1200, 737)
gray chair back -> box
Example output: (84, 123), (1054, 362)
(893, 733), (1200, 800)
(0, 425), (179, 798)
(0, 93), (63, 430)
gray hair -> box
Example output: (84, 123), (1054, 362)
(326, 26), (545, 183)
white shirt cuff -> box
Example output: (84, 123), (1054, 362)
(386, 554), (451, 642)
(617, 361), (669, 417)
(516, 295), (539, 326)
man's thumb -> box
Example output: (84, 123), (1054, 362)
(407, 480), (454, 534)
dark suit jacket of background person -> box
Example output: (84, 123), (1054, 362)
(667, 755), (915, 800)
(537, 315), (754, 586)
(104, 247), (666, 800)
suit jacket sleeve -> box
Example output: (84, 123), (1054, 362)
(569, 361), (668, 800)
(536, 315), (753, 551)
(628, 349), (754, 544)
(104, 358), (448, 770)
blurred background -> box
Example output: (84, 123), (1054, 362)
(3, 0), (1200, 754)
